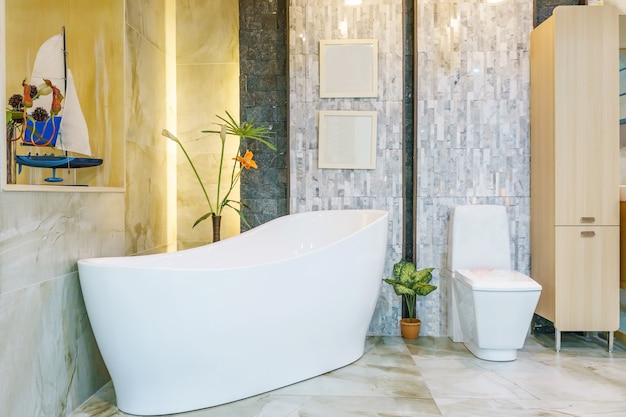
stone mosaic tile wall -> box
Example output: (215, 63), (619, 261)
(239, 0), (289, 229)
(288, 0), (405, 335)
(280, 0), (533, 336)
(415, 0), (533, 336)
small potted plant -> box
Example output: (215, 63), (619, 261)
(383, 260), (437, 339)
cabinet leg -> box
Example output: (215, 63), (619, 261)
(555, 329), (561, 352)
(608, 331), (614, 353)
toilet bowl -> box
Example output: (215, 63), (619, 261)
(447, 205), (542, 361)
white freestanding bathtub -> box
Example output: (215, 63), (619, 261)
(78, 209), (388, 416)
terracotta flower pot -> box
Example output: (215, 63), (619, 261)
(400, 318), (421, 339)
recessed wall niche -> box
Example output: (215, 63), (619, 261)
(3, 0), (124, 190)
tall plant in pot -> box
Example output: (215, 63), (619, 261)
(162, 111), (275, 242)
(383, 260), (437, 339)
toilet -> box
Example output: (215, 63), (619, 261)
(447, 205), (541, 361)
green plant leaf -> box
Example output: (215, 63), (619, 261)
(6, 110), (23, 123)
(392, 259), (410, 279)
(202, 111), (277, 150)
(415, 284), (438, 296)
(414, 268), (434, 284)
(193, 212), (213, 228)
(162, 129), (215, 217)
(397, 263), (417, 286)
(229, 205), (251, 229)
(382, 279), (415, 297)
(223, 201), (252, 229)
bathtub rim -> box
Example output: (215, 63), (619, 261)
(77, 209), (389, 270)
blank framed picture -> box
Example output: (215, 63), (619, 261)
(319, 39), (378, 98)
(318, 110), (377, 169)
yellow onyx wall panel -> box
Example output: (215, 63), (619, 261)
(175, 0), (240, 248)
(5, 0), (124, 188)
(124, 0), (177, 255)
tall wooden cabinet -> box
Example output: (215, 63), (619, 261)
(530, 5), (620, 351)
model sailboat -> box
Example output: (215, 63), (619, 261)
(14, 27), (102, 183)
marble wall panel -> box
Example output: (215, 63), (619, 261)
(288, 0), (405, 335)
(287, 0), (533, 337)
(0, 192), (125, 293)
(0, 273), (110, 417)
(126, 0), (167, 49)
(415, 0), (533, 336)
(175, 63), (240, 248)
(176, 0), (241, 248)
(0, 189), (125, 417)
(125, 0), (175, 255)
(176, 1), (240, 65)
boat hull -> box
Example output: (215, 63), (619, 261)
(15, 155), (103, 169)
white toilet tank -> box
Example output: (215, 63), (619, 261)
(448, 204), (512, 271)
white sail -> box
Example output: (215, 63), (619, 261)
(58, 70), (92, 155)
(31, 34), (65, 88)
(30, 33), (92, 156)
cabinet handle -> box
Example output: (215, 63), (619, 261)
(580, 217), (595, 223)
(580, 231), (596, 238)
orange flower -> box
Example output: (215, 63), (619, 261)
(235, 150), (258, 169)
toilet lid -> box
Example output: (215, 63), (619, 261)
(456, 269), (542, 291)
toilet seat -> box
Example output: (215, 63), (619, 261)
(456, 269), (542, 291)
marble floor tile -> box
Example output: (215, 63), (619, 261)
(434, 398), (626, 417)
(70, 334), (626, 417)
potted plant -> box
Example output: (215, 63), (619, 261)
(162, 111), (275, 241)
(383, 260), (437, 339)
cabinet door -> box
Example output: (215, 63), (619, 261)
(553, 6), (619, 226)
(554, 136), (619, 226)
(554, 226), (619, 331)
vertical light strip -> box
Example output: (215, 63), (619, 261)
(0, 0), (6, 188)
(164, 0), (177, 250)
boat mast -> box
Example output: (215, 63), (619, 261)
(62, 26), (67, 93)
(62, 26), (68, 157)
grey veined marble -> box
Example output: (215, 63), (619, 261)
(70, 334), (626, 417)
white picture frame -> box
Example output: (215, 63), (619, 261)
(319, 39), (378, 98)
(318, 110), (377, 169)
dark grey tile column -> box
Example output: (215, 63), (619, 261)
(403, 0), (416, 318)
(239, 0), (289, 230)
(405, 0), (415, 262)
(535, 0), (579, 26)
